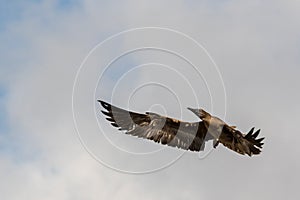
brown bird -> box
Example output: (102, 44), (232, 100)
(98, 100), (264, 156)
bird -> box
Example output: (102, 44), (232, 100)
(98, 100), (264, 156)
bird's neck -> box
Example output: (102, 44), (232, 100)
(204, 117), (225, 139)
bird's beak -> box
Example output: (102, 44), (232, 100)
(187, 107), (198, 115)
(188, 107), (208, 119)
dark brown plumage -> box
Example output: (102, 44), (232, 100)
(98, 100), (264, 156)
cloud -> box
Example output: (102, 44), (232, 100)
(1, 0), (300, 199)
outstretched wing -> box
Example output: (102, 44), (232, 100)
(98, 100), (212, 151)
(219, 125), (264, 156)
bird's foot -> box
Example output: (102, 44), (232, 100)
(213, 139), (220, 148)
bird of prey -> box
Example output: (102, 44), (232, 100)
(98, 100), (264, 156)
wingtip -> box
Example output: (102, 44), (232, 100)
(252, 129), (261, 138)
(97, 99), (104, 104)
(97, 99), (110, 109)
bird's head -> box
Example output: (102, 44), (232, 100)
(187, 108), (211, 121)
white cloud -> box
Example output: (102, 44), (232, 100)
(1, 0), (300, 199)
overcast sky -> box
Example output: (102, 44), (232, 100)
(1, 0), (300, 199)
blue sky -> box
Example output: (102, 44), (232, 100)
(1, 1), (300, 200)
(0, 87), (7, 129)
(0, 1), (23, 30)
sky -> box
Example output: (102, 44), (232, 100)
(1, 0), (300, 199)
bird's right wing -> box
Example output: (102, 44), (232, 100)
(98, 100), (212, 151)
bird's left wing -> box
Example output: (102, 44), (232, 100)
(219, 125), (264, 156)
(98, 100), (211, 151)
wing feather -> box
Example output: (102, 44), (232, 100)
(219, 125), (264, 156)
(98, 100), (211, 152)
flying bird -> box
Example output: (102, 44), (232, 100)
(98, 100), (264, 156)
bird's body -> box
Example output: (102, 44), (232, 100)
(205, 117), (225, 138)
(98, 100), (264, 156)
